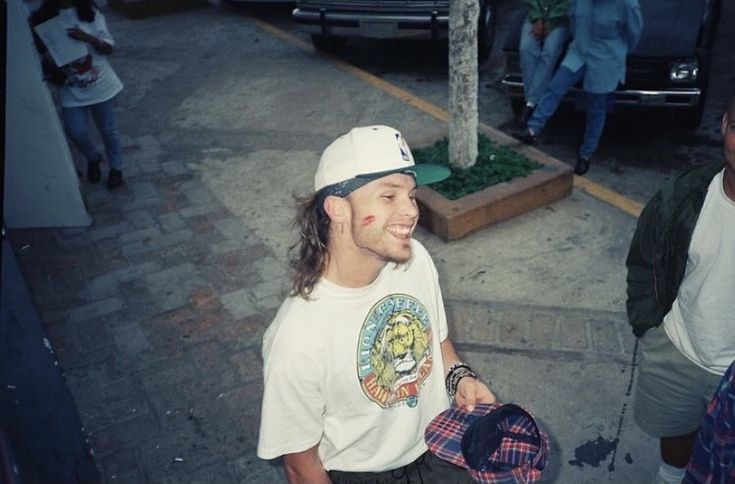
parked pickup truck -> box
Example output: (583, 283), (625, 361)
(292, 0), (497, 62)
(501, 0), (722, 130)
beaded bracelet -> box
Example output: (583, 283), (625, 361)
(445, 361), (478, 397)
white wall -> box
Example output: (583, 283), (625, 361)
(4, 0), (90, 228)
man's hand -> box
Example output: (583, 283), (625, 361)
(454, 377), (496, 412)
(531, 19), (546, 38)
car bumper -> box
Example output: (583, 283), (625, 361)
(501, 78), (702, 108)
(292, 7), (449, 39)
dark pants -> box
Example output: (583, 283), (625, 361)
(328, 451), (473, 484)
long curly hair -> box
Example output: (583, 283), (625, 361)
(289, 192), (331, 299)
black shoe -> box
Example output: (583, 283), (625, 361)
(574, 156), (591, 176)
(87, 157), (101, 183)
(521, 129), (538, 145)
(107, 169), (123, 189)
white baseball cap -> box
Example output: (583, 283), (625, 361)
(314, 125), (450, 196)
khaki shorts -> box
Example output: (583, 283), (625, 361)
(633, 325), (723, 437)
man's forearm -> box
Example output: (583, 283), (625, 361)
(440, 338), (462, 376)
(283, 445), (331, 484)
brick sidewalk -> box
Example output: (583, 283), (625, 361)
(9, 133), (283, 482)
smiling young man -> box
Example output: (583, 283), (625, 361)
(626, 95), (735, 484)
(257, 126), (495, 483)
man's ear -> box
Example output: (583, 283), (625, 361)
(323, 195), (350, 224)
(723, 112), (729, 137)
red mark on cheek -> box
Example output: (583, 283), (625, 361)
(362, 215), (376, 227)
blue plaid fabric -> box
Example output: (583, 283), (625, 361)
(424, 403), (549, 483)
(684, 360), (735, 484)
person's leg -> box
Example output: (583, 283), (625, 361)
(89, 97), (123, 171)
(61, 105), (102, 182)
(526, 65), (583, 137)
(633, 325), (722, 484)
(525, 26), (569, 106)
(519, 19), (541, 105)
(661, 433), (699, 468)
(61, 106), (100, 163)
(579, 91), (609, 160)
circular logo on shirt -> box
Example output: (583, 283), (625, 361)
(356, 294), (433, 409)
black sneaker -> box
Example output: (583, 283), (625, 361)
(87, 157), (101, 183)
(574, 156), (591, 176)
(107, 169), (123, 189)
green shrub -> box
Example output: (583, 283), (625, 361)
(414, 134), (541, 200)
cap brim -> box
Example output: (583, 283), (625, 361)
(412, 163), (451, 185)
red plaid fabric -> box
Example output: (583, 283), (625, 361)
(424, 403), (549, 483)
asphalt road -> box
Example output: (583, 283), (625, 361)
(222, 0), (735, 205)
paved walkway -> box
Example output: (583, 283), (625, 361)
(9, 2), (658, 482)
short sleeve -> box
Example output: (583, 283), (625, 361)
(92, 10), (115, 46)
(257, 327), (326, 459)
(413, 240), (449, 342)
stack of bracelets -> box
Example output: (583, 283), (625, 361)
(445, 361), (478, 398)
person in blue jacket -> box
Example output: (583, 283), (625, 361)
(522, 0), (642, 176)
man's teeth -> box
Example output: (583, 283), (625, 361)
(387, 225), (411, 237)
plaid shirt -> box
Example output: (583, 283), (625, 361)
(684, 360), (735, 484)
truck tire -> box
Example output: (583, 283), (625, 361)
(510, 97), (525, 117)
(477, 0), (496, 63)
(673, 104), (705, 131)
(311, 34), (347, 52)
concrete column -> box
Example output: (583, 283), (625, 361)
(448, 0), (479, 168)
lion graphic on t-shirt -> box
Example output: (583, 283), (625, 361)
(370, 310), (429, 390)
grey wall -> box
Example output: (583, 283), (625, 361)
(5, 0), (89, 229)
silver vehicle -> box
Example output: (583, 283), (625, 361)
(292, 0), (497, 62)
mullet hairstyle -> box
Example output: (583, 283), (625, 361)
(289, 192), (332, 299)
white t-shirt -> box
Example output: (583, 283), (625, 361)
(664, 170), (735, 375)
(257, 239), (451, 472)
(55, 7), (123, 108)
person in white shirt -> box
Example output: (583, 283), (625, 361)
(30, 0), (125, 189)
(257, 126), (496, 483)
(626, 95), (735, 484)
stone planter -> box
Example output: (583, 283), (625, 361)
(416, 125), (573, 241)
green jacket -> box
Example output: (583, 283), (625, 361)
(523, 0), (572, 30)
(625, 161), (724, 337)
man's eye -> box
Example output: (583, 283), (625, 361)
(382, 195), (395, 201)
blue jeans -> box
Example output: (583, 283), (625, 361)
(526, 65), (609, 159)
(61, 97), (123, 170)
(519, 20), (569, 106)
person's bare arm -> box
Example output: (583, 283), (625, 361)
(67, 27), (113, 55)
(440, 338), (496, 411)
(282, 445), (332, 484)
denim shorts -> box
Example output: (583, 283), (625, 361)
(633, 325), (723, 437)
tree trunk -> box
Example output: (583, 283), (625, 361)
(448, 0), (479, 168)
